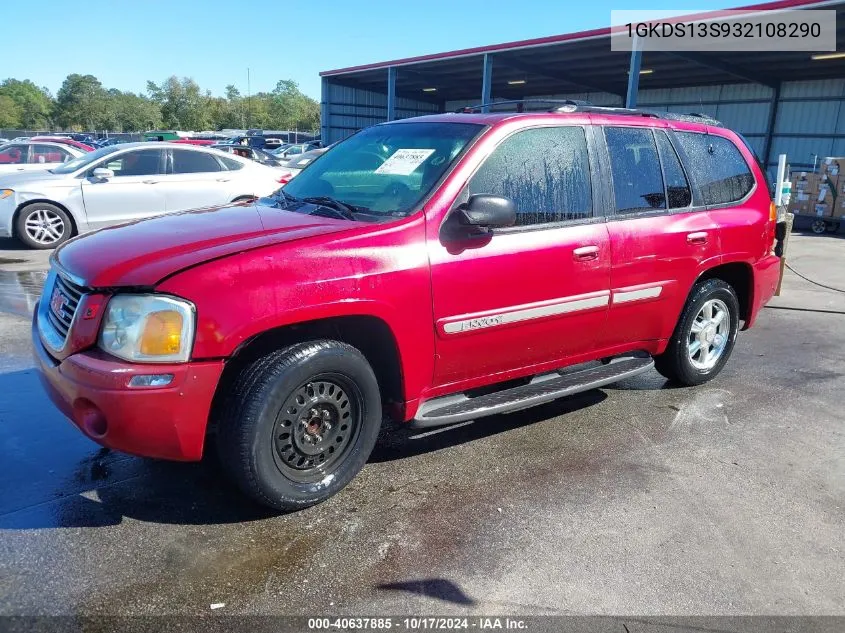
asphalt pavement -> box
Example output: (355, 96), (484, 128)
(0, 233), (842, 618)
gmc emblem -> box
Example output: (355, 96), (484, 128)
(50, 288), (67, 316)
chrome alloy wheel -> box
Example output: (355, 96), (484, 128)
(24, 208), (65, 245)
(687, 298), (731, 371)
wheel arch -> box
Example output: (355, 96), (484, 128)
(14, 199), (79, 239)
(209, 314), (405, 432)
(696, 261), (754, 329)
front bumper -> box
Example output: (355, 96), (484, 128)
(0, 194), (15, 237)
(32, 307), (224, 461)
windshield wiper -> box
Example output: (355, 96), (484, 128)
(302, 196), (357, 221)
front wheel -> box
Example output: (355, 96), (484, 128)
(654, 279), (740, 386)
(15, 202), (73, 249)
(811, 219), (827, 234)
(216, 340), (382, 512)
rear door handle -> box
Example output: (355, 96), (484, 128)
(142, 179), (158, 185)
(573, 245), (600, 261)
(687, 231), (708, 244)
(216, 178), (231, 182)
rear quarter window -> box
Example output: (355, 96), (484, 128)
(674, 132), (755, 206)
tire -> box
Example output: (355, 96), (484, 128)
(216, 340), (382, 512)
(15, 202), (73, 249)
(654, 279), (740, 386)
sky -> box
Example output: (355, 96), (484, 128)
(4, 0), (734, 100)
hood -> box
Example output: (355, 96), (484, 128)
(54, 202), (357, 288)
(0, 170), (70, 189)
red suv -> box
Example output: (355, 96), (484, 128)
(32, 102), (782, 511)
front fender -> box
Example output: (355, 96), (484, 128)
(155, 227), (434, 406)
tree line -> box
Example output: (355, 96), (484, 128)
(0, 74), (320, 133)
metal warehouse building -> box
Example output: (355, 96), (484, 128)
(320, 0), (845, 177)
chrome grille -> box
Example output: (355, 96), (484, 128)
(47, 273), (86, 344)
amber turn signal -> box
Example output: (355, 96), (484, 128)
(139, 310), (184, 356)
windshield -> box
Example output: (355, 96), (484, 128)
(49, 144), (124, 174)
(280, 122), (482, 217)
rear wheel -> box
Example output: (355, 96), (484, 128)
(15, 202), (73, 249)
(811, 219), (827, 234)
(216, 340), (382, 512)
(654, 279), (740, 386)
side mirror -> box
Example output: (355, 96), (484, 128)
(441, 194), (516, 242)
(91, 167), (114, 181)
(459, 194), (516, 229)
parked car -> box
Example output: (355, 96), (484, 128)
(274, 141), (323, 162)
(282, 146), (329, 179)
(30, 136), (95, 152)
(0, 141), (86, 174)
(0, 142), (287, 249)
(31, 107), (783, 511)
(93, 138), (132, 148)
(211, 144), (286, 169)
(9, 136), (31, 143)
(170, 139), (218, 146)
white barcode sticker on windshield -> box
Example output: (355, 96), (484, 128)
(374, 149), (435, 176)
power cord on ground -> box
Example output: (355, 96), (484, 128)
(785, 263), (845, 294)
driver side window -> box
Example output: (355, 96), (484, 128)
(88, 149), (163, 178)
(467, 126), (593, 226)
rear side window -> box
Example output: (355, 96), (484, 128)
(171, 149), (223, 174)
(604, 127), (666, 214)
(674, 132), (755, 206)
(655, 132), (692, 208)
(30, 144), (73, 164)
(218, 155), (245, 171)
(468, 126), (592, 226)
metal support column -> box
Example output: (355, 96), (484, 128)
(762, 83), (782, 174)
(387, 67), (397, 121)
(320, 77), (329, 143)
(625, 38), (642, 109)
(481, 54), (493, 112)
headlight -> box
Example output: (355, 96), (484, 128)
(98, 294), (195, 363)
(0, 189), (13, 199)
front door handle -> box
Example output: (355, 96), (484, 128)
(142, 179), (158, 185)
(573, 245), (600, 261)
(687, 231), (708, 245)
(216, 178), (231, 182)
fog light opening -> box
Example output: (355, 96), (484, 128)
(73, 399), (108, 438)
(129, 374), (175, 388)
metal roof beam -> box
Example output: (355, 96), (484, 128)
(665, 52), (779, 89)
(493, 57), (625, 97)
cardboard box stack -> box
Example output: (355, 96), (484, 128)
(788, 171), (817, 216)
(823, 157), (845, 219)
(788, 158), (845, 219)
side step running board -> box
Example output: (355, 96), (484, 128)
(412, 357), (654, 428)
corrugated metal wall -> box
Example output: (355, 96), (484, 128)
(322, 82), (440, 145)
(324, 77), (845, 177)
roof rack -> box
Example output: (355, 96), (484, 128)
(454, 99), (592, 113)
(453, 100), (725, 125)
(454, 99), (659, 119)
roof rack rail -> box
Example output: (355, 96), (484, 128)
(454, 99), (592, 113)
(570, 105), (660, 118)
(661, 111), (724, 127)
(454, 99), (660, 119)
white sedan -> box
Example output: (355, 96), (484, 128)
(0, 142), (288, 249)
(0, 141), (86, 174)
